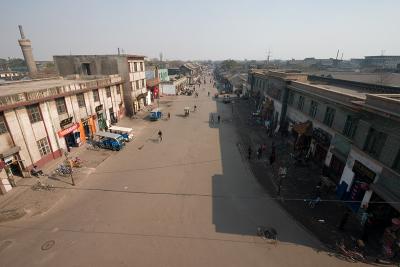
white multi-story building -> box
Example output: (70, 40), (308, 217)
(0, 75), (125, 194)
(54, 54), (149, 116)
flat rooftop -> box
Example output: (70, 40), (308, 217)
(305, 81), (368, 99)
(311, 71), (400, 87)
(0, 77), (104, 96)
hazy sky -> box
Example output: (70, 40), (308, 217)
(1, 0), (400, 61)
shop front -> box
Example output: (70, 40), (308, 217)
(368, 168), (400, 251)
(325, 134), (351, 184)
(345, 160), (376, 212)
(312, 127), (332, 165)
(81, 115), (96, 140)
(0, 146), (25, 194)
(95, 105), (107, 131)
(292, 121), (313, 152)
(136, 94), (146, 110)
(58, 122), (81, 151)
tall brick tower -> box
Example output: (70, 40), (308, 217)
(18, 25), (37, 76)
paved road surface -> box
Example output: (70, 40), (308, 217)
(0, 77), (368, 266)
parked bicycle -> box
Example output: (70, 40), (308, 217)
(71, 157), (83, 168)
(53, 164), (73, 176)
(31, 180), (54, 191)
(87, 140), (100, 151)
(336, 239), (365, 263)
(257, 226), (278, 244)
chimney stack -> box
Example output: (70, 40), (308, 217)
(18, 25), (37, 76)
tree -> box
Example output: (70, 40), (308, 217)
(220, 59), (238, 71)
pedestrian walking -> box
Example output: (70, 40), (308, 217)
(248, 146), (252, 160)
(308, 184), (321, 208)
(262, 143), (266, 152)
(217, 115), (221, 123)
(208, 91), (210, 97)
(257, 146), (262, 160)
(158, 130), (163, 142)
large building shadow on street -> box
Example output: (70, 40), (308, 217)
(211, 98), (324, 252)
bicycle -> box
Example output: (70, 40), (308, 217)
(31, 180), (54, 191)
(336, 239), (365, 263)
(87, 141), (100, 151)
(53, 164), (73, 176)
(256, 226), (278, 244)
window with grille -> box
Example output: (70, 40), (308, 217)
(140, 62), (144, 71)
(297, 95), (305, 111)
(0, 114), (7, 134)
(27, 104), (42, 123)
(116, 85), (121, 95)
(93, 89), (100, 102)
(287, 91), (294, 105)
(309, 100), (318, 118)
(106, 87), (111, 98)
(55, 98), (67, 115)
(364, 128), (387, 158)
(323, 107), (336, 127)
(37, 138), (51, 157)
(134, 63), (138, 72)
(343, 116), (358, 138)
(77, 94), (86, 108)
(136, 80), (140, 89)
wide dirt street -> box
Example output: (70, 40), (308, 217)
(0, 75), (368, 266)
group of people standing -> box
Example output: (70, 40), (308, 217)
(248, 142), (276, 165)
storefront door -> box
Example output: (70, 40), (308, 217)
(347, 160), (376, 212)
(329, 154), (345, 184)
(314, 144), (327, 164)
(64, 133), (77, 148)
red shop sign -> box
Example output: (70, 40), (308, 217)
(58, 123), (79, 137)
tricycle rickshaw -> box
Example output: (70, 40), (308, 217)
(149, 108), (162, 121)
(108, 126), (134, 142)
(93, 131), (125, 151)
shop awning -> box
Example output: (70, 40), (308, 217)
(58, 123), (79, 137)
(293, 121), (313, 136)
(0, 146), (21, 159)
(370, 183), (400, 213)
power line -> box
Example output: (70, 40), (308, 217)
(2, 182), (398, 205)
(0, 223), (282, 246)
(91, 158), (221, 175)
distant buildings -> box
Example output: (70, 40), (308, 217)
(362, 56), (400, 70)
(179, 63), (201, 84)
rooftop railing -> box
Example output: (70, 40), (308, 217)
(0, 76), (123, 110)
